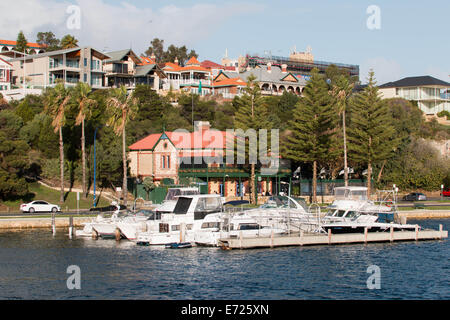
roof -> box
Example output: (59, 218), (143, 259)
(9, 46), (111, 62)
(140, 56), (155, 65)
(135, 64), (156, 77)
(0, 40), (45, 49)
(0, 57), (12, 67)
(240, 65), (307, 86)
(129, 130), (236, 151)
(201, 60), (224, 69)
(186, 56), (200, 66)
(105, 49), (141, 63)
(213, 77), (247, 88)
(161, 62), (210, 73)
(379, 76), (450, 88)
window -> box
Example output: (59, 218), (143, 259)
(84, 58), (87, 67)
(239, 223), (260, 230)
(171, 225), (180, 232)
(167, 155), (170, 169)
(162, 155), (166, 168)
(84, 74), (87, 82)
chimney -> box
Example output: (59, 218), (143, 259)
(281, 64), (287, 73)
(267, 62), (271, 73)
(174, 57), (179, 65)
(194, 121), (211, 132)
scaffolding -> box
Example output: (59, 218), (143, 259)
(245, 54), (360, 78)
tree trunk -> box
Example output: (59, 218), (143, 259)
(59, 126), (64, 204)
(312, 160), (317, 203)
(342, 110), (348, 187)
(250, 163), (256, 204)
(81, 118), (87, 199)
(367, 162), (372, 199)
(377, 159), (386, 183)
(122, 126), (127, 207)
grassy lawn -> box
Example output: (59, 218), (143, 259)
(0, 182), (111, 212)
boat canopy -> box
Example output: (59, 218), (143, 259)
(334, 187), (368, 200)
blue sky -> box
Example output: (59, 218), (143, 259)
(1, 0), (449, 84)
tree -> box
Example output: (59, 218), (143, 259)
(73, 83), (97, 199)
(106, 86), (138, 206)
(347, 71), (399, 197)
(234, 74), (270, 204)
(16, 31), (28, 53)
(44, 83), (71, 203)
(60, 34), (79, 49)
(284, 69), (335, 203)
(36, 31), (60, 51)
(145, 38), (165, 62)
(331, 75), (355, 186)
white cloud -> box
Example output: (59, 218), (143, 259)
(360, 57), (403, 85)
(0, 0), (258, 57)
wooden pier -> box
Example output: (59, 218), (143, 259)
(218, 226), (448, 250)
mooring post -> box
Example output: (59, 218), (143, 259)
(239, 231), (243, 249)
(439, 224), (443, 240)
(415, 224), (419, 241)
(328, 229), (331, 245)
(69, 216), (74, 239)
(51, 213), (56, 236)
(390, 226), (394, 242)
(364, 227), (368, 244)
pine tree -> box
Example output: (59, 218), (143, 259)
(284, 69), (335, 203)
(347, 70), (399, 197)
(234, 74), (271, 204)
(16, 31), (28, 53)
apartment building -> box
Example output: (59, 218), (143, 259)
(379, 76), (450, 115)
(9, 47), (110, 89)
(104, 49), (166, 90)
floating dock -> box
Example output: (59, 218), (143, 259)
(218, 225), (448, 250)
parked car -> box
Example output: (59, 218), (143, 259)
(20, 201), (61, 213)
(441, 190), (450, 197)
(89, 204), (127, 212)
(403, 193), (427, 201)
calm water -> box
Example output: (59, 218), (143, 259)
(0, 219), (448, 300)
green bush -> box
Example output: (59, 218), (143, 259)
(437, 110), (450, 120)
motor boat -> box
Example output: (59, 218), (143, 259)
(194, 212), (288, 247)
(320, 186), (420, 234)
(152, 187), (200, 213)
(115, 209), (162, 241)
(135, 194), (223, 246)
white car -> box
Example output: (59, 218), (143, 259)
(20, 201), (61, 213)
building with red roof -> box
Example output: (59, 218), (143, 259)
(128, 121), (291, 200)
(0, 40), (46, 55)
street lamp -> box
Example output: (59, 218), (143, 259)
(93, 126), (101, 208)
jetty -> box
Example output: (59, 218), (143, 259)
(218, 226), (448, 250)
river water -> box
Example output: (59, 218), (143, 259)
(0, 219), (448, 300)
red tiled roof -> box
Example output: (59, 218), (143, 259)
(186, 56), (200, 66)
(201, 60), (224, 70)
(0, 40), (45, 49)
(129, 130), (236, 151)
(139, 56), (155, 65)
(224, 66), (237, 71)
(213, 77), (246, 87)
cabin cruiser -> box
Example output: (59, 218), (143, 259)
(320, 186), (419, 234)
(136, 194), (223, 246)
(241, 195), (321, 233)
(194, 212), (288, 246)
(153, 187), (200, 213)
(115, 210), (162, 240)
(75, 202), (122, 238)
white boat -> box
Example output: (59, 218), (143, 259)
(320, 186), (420, 234)
(116, 209), (161, 241)
(136, 194), (223, 246)
(153, 187), (200, 213)
(194, 212), (288, 247)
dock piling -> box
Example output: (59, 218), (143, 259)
(51, 213), (56, 235)
(327, 229), (331, 245)
(69, 216), (74, 239)
(439, 224), (443, 239)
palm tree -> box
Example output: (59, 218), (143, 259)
(74, 83), (97, 199)
(106, 86), (138, 207)
(60, 34), (79, 49)
(332, 75), (355, 187)
(44, 82), (71, 203)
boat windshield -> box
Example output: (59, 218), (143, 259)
(195, 197), (222, 213)
(325, 209), (337, 217)
(239, 223), (260, 230)
(336, 210), (346, 217)
(334, 188), (367, 200)
(165, 189), (200, 201)
(263, 196), (301, 209)
(345, 211), (359, 219)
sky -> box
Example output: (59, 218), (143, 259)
(0, 0), (449, 84)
